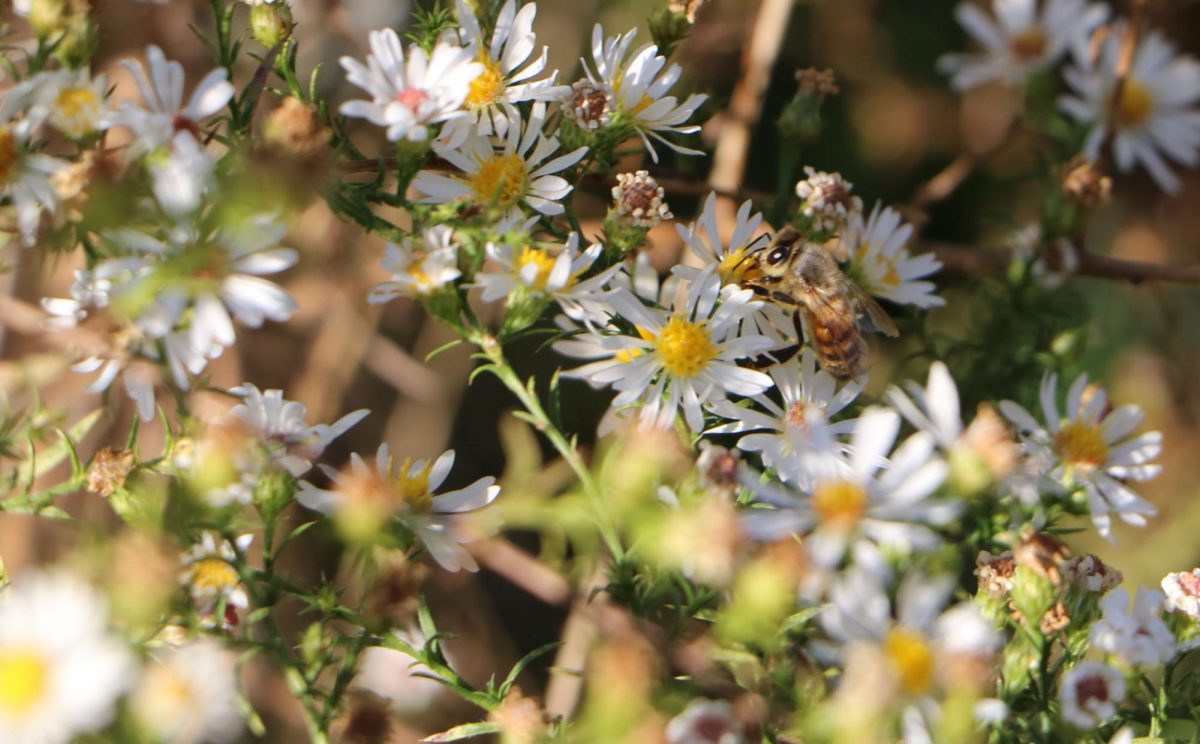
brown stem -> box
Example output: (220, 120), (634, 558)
(926, 241), (1200, 285)
(1099, 1), (1148, 169)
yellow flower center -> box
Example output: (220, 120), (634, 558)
(393, 458), (434, 512)
(406, 256), (433, 288)
(0, 648), (50, 716)
(880, 259), (901, 288)
(653, 316), (718, 378)
(52, 86), (102, 138)
(1116, 78), (1154, 128)
(467, 58), (505, 108)
(1009, 27), (1048, 61)
(470, 153), (528, 207)
(517, 246), (559, 290)
(885, 629), (935, 695)
(629, 94), (655, 116)
(812, 480), (868, 529)
(0, 128), (19, 185)
(190, 558), (239, 593)
(1054, 420), (1108, 468)
(717, 246), (763, 286)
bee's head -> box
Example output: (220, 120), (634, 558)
(756, 226), (803, 278)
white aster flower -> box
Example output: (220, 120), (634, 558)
(1090, 586), (1175, 667)
(1059, 24), (1200, 193)
(413, 103), (586, 217)
(666, 699), (743, 744)
(445, 0), (567, 144)
(0, 571), (134, 744)
(741, 407), (955, 572)
(1162, 568), (1200, 620)
(795, 167), (863, 233)
(708, 349), (862, 487)
(148, 131), (216, 217)
(229, 383), (368, 476)
(131, 640), (243, 744)
(297, 444), (499, 572)
(340, 29), (482, 142)
(1060, 661), (1125, 730)
(843, 203), (944, 309)
(368, 225), (463, 302)
(938, 0), (1108, 91)
(583, 24), (708, 161)
(475, 232), (620, 321)
(112, 45), (234, 157)
(556, 266), (773, 433)
(0, 121), (64, 245)
(180, 533), (253, 624)
(998, 372), (1161, 542)
(0, 69), (110, 139)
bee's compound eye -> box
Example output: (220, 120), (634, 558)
(767, 247), (791, 265)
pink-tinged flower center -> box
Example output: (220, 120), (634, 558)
(1075, 674), (1109, 705)
(1180, 572), (1200, 597)
(172, 115), (202, 138)
(785, 402), (809, 429)
(394, 88), (430, 111)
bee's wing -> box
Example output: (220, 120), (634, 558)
(846, 281), (899, 338)
(798, 285), (869, 379)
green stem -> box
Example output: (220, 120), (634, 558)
(477, 336), (624, 560)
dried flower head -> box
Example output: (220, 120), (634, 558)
(488, 688), (547, 744)
(795, 67), (839, 98)
(1039, 601), (1072, 634)
(668, 0), (707, 24)
(87, 447), (136, 497)
(338, 693), (394, 744)
(1065, 554), (1122, 594)
(697, 442), (741, 491)
(794, 166), (862, 233)
(1062, 157), (1112, 210)
(264, 97), (330, 157)
(563, 79), (615, 131)
(963, 403), (1020, 478)
(612, 170), (673, 228)
(1014, 531), (1071, 585)
(364, 552), (429, 628)
(975, 550), (1016, 598)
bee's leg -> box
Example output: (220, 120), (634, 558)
(746, 343), (803, 369)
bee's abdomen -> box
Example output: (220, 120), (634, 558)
(805, 298), (865, 379)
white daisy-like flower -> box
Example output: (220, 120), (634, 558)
(1060, 661), (1125, 730)
(148, 131), (216, 217)
(842, 203), (944, 309)
(413, 103), (587, 217)
(444, 0), (567, 144)
(339, 29), (483, 142)
(112, 45), (234, 157)
(368, 225), (463, 303)
(180, 533), (253, 624)
(555, 266), (773, 433)
(1059, 24), (1200, 193)
(0, 121), (64, 245)
(297, 444), (500, 572)
(0, 69), (110, 139)
(794, 166), (863, 233)
(741, 407), (955, 572)
(475, 232), (620, 321)
(1162, 568), (1200, 621)
(998, 372), (1161, 542)
(1090, 586), (1175, 667)
(0, 571), (134, 744)
(938, 0), (1108, 91)
(707, 349), (862, 487)
(583, 24), (708, 161)
(131, 640), (243, 744)
(228, 383), (368, 476)
(665, 699), (743, 744)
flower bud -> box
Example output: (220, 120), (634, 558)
(250, 2), (292, 48)
(778, 68), (839, 147)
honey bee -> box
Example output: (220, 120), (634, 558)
(746, 226), (898, 379)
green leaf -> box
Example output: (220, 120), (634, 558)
(15, 408), (103, 486)
(498, 642), (560, 697)
(419, 722), (502, 742)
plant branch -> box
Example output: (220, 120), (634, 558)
(1098, 0), (1148, 169)
(926, 241), (1200, 285)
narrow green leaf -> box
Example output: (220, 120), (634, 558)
(419, 721), (502, 742)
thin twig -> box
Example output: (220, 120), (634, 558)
(926, 241), (1200, 285)
(1098, 0), (1148, 168)
(904, 115), (1021, 216)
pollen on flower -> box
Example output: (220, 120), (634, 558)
(393, 458), (434, 512)
(516, 246), (559, 290)
(190, 558), (240, 594)
(812, 480), (868, 528)
(884, 628), (934, 695)
(1116, 78), (1154, 128)
(653, 316), (718, 378)
(405, 257), (434, 288)
(0, 127), (19, 184)
(52, 86), (103, 138)
(0, 648), (49, 715)
(466, 58), (505, 108)
(470, 154), (528, 207)
(1055, 420), (1109, 468)
(1009, 27), (1048, 61)
(717, 246), (762, 285)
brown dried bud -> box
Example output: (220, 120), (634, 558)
(264, 98), (330, 158)
(87, 447), (136, 497)
(563, 80), (615, 132)
(488, 688), (547, 744)
(1062, 158), (1112, 210)
(1063, 554), (1122, 594)
(975, 550), (1016, 598)
(51, 149), (126, 223)
(696, 443), (740, 491)
(365, 552), (429, 629)
(612, 170), (672, 228)
(795, 68), (839, 99)
(963, 403), (1020, 478)
(337, 693), (394, 744)
(668, 0), (707, 23)
(1039, 601), (1071, 634)
(1014, 532), (1071, 586)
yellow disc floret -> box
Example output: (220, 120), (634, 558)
(393, 458), (434, 513)
(1116, 78), (1154, 129)
(190, 558), (240, 594)
(718, 246), (763, 285)
(1054, 420), (1109, 469)
(0, 648), (50, 716)
(51, 86), (102, 138)
(517, 246), (559, 290)
(1009, 27), (1048, 61)
(885, 628), (935, 695)
(470, 154), (528, 207)
(467, 58), (505, 108)
(653, 316), (718, 378)
(812, 480), (868, 529)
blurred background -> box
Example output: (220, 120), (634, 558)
(2, 0), (1200, 739)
